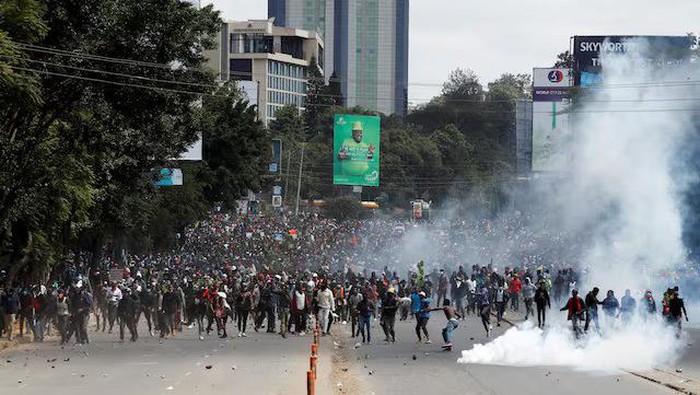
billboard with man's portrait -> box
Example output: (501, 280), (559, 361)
(333, 114), (381, 186)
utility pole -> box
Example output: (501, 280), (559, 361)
(284, 146), (292, 205)
(294, 143), (305, 215)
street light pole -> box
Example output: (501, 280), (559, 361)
(294, 143), (305, 215)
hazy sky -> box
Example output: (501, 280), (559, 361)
(205, 0), (699, 105)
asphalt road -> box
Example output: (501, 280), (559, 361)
(0, 319), (332, 395)
(331, 310), (680, 395)
(0, 310), (694, 395)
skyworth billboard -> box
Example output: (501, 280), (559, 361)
(572, 35), (693, 86)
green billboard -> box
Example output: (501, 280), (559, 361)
(333, 114), (380, 186)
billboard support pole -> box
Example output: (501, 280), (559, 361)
(295, 143), (305, 215)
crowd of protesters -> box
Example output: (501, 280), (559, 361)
(0, 209), (692, 349)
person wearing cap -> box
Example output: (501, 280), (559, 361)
(415, 292), (432, 344)
(380, 288), (398, 342)
(337, 120), (376, 177)
(668, 289), (688, 338)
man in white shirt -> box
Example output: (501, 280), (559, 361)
(105, 283), (122, 333)
(316, 283), (335, 335)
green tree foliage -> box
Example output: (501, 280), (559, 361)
(554, 50), (574, 68)
(0, 1), (264, 283)
(201, 86), (268, 210)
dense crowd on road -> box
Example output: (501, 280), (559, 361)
(0, 210), (692, 349)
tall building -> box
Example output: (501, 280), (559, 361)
(268, 0), (409, 116)
(204, 19), (324, 124)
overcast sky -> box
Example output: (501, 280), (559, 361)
(205, 0), (699, 105)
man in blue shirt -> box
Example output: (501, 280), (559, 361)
(415, 292), (432, 344)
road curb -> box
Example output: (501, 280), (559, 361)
(627, 369), (700, 395)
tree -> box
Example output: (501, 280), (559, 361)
(0, 0), (223, 283)
(303, 56), (327, 135)
(441, 68), (484, 101)
(323, 71), (343, 107)
(201, 86), (268, 209)
(554, 50), (573, 68)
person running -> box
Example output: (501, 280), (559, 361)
(380, 288), (399, 342)
(560, 289), (585, 339)
(668, 290), (688, 339)
(415, 292), (432, 344)
(356, 292), (374, 344)
(236, 287), (253, 337)
(522, 277), (536, 320)
(534, 281), (551, 328)
(424, 298), (461, 351)
(494, 285), (507, 327)
(477, 287), (492, 338)
(584, 287), (602, 334)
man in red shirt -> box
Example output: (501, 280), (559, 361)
(508, 275), (522, 312)
(560, 289), (585, 339)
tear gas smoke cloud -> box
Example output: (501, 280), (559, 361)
(459, 318), (685, 372)
(559, 40), (697, 293)
(459, 39), (699, 371)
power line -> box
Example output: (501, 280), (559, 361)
(8, 65), (229, 98)
(9, 62), (700, 115)
(15, 40), (700, 97)
(0, 54), (224, 91)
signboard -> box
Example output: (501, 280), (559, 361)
(272, 195), (282, 208)
(108, 269), (123, 283)
(155, 168), (184, 186)
(333, 114), (381, 187)
(532, 68), (571, 172)
(269, 139), (282, 174)
(573, 35), (693, 86)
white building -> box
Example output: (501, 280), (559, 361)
(205, 19), (324, 124)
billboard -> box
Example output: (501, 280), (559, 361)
(155, 168), (183, 186)
(573, 35), (693, 86)
(532, 68), (571, 172)
(333, 114), (381, 186)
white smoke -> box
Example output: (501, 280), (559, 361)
(459, 39), (699, 371)
(459, 318), (685, 372)
(561, 39), (698, 292)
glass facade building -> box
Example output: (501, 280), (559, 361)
(269, 0), (409, 116)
